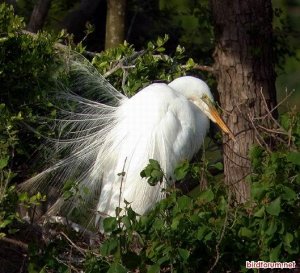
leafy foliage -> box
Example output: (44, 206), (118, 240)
(0, 3), (300, 273)
(92, 34), (200, 97)
(80, 111), (300, 273)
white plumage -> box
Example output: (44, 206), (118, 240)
(22, 60), (234, 229)
(95, 79), (211, 220)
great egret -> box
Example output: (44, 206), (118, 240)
(23, 60), (234, 228)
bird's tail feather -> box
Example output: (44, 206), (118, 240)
(20, 54), (127, 224)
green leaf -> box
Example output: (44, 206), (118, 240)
(269, 243), (282, 261)
(198, 189), (214, 203)
(103, 217), (118, 232)
(281, 186), (297, 201)
(171, 216), (181, 229)
(147, 264), (160, 273)
(254, 206), (265, 218)
(238, 227), (253, 238)
(196, 226), (209, 240)
(100, 238), (119, 256)
(0, 156), (9, 169)
(178, 248), (190, 261)
(140, 159), (164, 186)
(18, 192), (29, 202)
(107, 262), (127, 273)
(174, 161), (189, 180)
(284, 232), (294, 248)
(280, 113), (291, 130)
(251, 183), (268, 200)
(177, 195), (192, 210)
(127, 207), (137, 220)
(185, 58), (195, 68)
(286, 152), (300, 166)
(211, 162), (223, 170)
(266, 197), (281, 216)
(265, 220), (277, 236)
(0, 219), (12, 228)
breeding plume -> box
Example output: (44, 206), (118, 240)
(23, 60), (234, 227)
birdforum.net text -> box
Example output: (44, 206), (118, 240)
(246, 261), (296, 269)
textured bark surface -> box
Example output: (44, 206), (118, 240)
(211, 0), (277, 202)
(27, 0), (52, 32)
(105, 0), (126, 49)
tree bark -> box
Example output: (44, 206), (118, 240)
(211, 0), (277, 202)
(105, 0), (126, 49)
(27, 0), (52, 32)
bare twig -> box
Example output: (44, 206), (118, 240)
(118, 157), (127, 212)
(258, 87), (285, 131)
(257, 89), (294, 120)
(180, 64), (214, 73)
(0, 237), (28, 250)
(59, 231), (86, 256)
(55, 256), (82, 273)
(103, 50), (145, 78)
(47, 216), (99, 245)
(247, 113), (271, 153)
(193, 64), (214, 73)
(256, 124), (288, 136)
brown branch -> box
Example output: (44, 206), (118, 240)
(247, 113), (272, 153)
(103, 50), (145, 78)
(256, 89), (294, 120)
(59, 231), (87, 256)
(0, 237), (28, 250)
(180, 64), (214, 73)
(258, 87), (284, 131)
(193, 64), (214, 73)
(47, 216), (100, 245)
(256, 124), (288, 136)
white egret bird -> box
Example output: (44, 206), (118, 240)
(23, 60), (234, 228)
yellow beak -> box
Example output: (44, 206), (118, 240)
(208, 105), (236, 142)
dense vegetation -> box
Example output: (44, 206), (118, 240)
(0, 3), (300, 273)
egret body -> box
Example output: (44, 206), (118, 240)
(23, 63), (234, 228)
(96, 76), (232, 221)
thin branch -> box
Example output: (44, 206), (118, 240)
(256, 124), (288, 136)
(257, 89), (294, 120)
(0, 237), (28, 250)
(59, 231), (86, 256)
(55, 256), (82, 273)
(103, 50), (145, 78)
(258, 87), (284, 131)
(118, 157), (127, 212)
(179, 64), (214, 73)
(192, 64), (214, 73)
(247, 113), (271, 153)
(47, 216), (99, 245)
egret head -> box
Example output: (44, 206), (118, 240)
(168, 76), (235, 141)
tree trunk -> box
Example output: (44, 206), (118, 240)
(211, 0), (277, 202)
(105, 0), (126, 49)
(27, 0), (52, 32)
